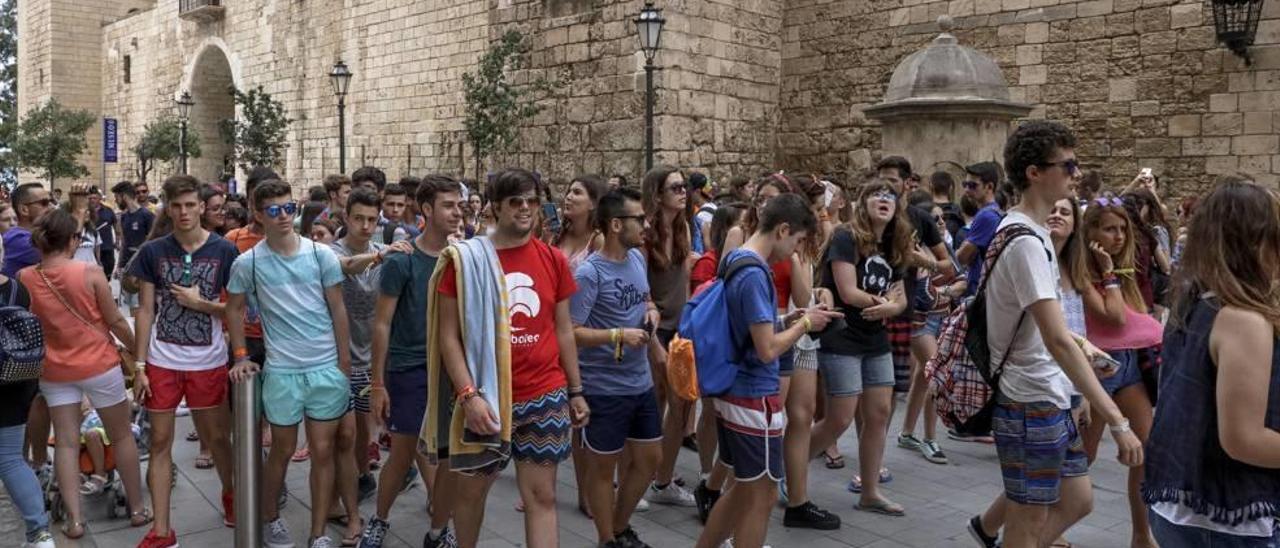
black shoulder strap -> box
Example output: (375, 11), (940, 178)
(976, 224), (1045, 294)
(383, 222), (398, 245)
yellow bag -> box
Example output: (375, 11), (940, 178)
(666, 334), (699, 402)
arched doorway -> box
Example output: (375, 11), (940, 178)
(186, 46), (236, 186)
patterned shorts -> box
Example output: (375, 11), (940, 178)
(511, 388), (571, 466)
(993, 395), (1089, 505)
(887, 317), (913, 393)
(347, 367), (372, 414)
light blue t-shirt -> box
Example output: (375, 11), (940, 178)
(570, 248), (653, 396)
(227, 237), (345, 371)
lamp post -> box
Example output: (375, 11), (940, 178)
(176, 91), (194, 175)
(634, 1), (665, 173)
(1212, 0), (1265, 65)
(329, 60), (353, 174)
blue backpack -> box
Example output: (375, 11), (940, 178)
(678, 254), (772, 397)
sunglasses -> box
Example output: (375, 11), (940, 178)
(261, 202), (298, 218)
(962, 180), (979, 190)
(1093, 196), (1124, 208)
(23, 198), (51, 208)
(613, 214), (646, 224)
(1041, 159), (1081, 175)
(869, 190), (898, 203)
(503, 195), (541, 209)
(666, 183), (688, 195)
(182, 254), (193, 286)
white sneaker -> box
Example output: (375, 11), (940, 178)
(646, 481), (696, 507)
(309, 537), (334, 548)
(22, 530), (55, 548)
(721, 540), (771, 548)
(635, 498), (650, 512)
(265, 518), (295, 548)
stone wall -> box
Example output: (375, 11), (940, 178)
(780, 0), (1280, 199)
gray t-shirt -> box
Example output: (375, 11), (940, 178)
(570, 249), (653, 396)
(987, 211), (1074, 410)
(332, 238), (386, 369)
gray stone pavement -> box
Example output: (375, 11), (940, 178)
(43, 400), (1137, 548)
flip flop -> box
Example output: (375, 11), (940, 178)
(823, 452), (845, 469)
(340, 518), (363, 547)
(855, 498), (905, 517)
(130, 507), (154, 527)
(846, 469), (894, 493)
(186, 431), (199, 442)
(1050, 539), (1073, 548)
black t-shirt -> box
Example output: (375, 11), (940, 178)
(818, 227), (904, 356)
(0, 278), (37, 428)
(907, 205), (943, 248)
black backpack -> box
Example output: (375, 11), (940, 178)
(0, 281), (43, 384)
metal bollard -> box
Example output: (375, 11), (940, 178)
(233, 378), (261, 547)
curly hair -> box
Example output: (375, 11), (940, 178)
(1004, 120), (1077, 191)
(845, 181), (915, 269)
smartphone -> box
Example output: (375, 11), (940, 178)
(1091, 353), (1122, 376)
(541, 201), (561, 235)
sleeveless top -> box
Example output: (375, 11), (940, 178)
(19, 262), (119, 382)
(1060, 285), (1087, 338)
(1143, 294), (1280, 535)
(1084, 283), (1163, 351)
(563, 231), (600, 272)
(772, 258), (792, 310)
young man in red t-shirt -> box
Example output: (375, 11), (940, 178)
(436, 168), (590, 548)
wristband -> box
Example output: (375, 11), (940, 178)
(567, 386), (585, 397)
(802, 316), (813, 332)
(233, 347), (249, 360)
(1109, 418), (1132, 434)
(456, 384), (477, 400)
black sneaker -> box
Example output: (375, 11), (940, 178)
(358, 473), (377, 502)
(783, 501), (841, 530)
(422, 526), (457, 548)
(615, 526), (652, 548)
(693, 480), (720, 524)
(967, 515), (999, 548)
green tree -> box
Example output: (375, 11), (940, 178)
(0, 0), (18, 188)
(462, 30), (552, 178)
(219, 85), (291, 173)
(12, 99), (95, 185)
(133, 117), (202, 183)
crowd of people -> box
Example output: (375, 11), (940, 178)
(0, 118), (1275, 548)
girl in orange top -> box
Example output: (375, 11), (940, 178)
(18, 207), (149, 538)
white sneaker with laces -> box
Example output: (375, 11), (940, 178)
(646, 481), (696, 507)
(22, 530), (55, 548)
(265, 517), (295, 548)
(309, 536), (334, 548)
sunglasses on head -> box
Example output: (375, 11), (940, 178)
(182, 254), (193, 286)
(1093, 196), (1124, 208)
(262, 202), (298, 218)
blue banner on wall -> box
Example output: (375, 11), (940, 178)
(103, 118), (117, 163)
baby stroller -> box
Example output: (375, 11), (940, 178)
(43, 402), (165, 522)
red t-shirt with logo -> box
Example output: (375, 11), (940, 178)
(439, 238), (576, 402)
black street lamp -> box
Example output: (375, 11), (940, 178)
(1212, 0), (1265, 65)
(329, 60), (354, 174)
(176, 90), (194, 175)
(635, 1), (665, 173)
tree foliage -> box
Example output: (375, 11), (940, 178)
(134, 117), (201, 183)
(12, 99), (94, 185)
(462, 30), (552, 178)
(219, 85), (291, 174)
(0, 0), (18, 188)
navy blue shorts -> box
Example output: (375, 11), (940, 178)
(714, 395), (785, 482)
(778, 348), (795, 377)
(386, 368), (427, 436)
(581, 389), (662, 454)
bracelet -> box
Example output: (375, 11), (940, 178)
(1109, 418), (1132, 434)
(567, 386), (585, 397)
(233, 347), (249, 360)
(456, 384), (477, 400)
(802, 316), (813, 332)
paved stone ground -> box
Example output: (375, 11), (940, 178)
(44, 400), (1138, 548)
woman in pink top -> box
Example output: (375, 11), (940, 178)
(1079, 195), (1161, 548)
(18, 208), (148, 538)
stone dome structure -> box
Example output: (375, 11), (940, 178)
(865, 15), (1032, 120)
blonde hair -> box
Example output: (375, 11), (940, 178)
(1083, 197), (1146, 310)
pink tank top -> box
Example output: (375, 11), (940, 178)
(1084, 300), (1164, 351)
(20, 262), (118, 382)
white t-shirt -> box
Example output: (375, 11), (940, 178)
(987, 210), (1074, 410)
(695, 202), (717, 228)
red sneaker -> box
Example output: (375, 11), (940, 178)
(137, 528), (178, 548)
(222, 491), (235, 527)
(367, 441), (381, 467)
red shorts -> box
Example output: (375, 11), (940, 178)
(145, 364), (229, 412)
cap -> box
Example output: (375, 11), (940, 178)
(689, 172), (710, 190)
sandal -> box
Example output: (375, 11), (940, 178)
(62, 521), (86, 539)
(1050, 539), (1073, 548)
(823, 451), (845, 470)
(79, 474), (108, 496)
(194, 454), (214, 469)
(514, 498), (525, 513)
(846, 469), (894, 493)
(186, 431), (199, 442)
(130, 507), (154, 527)
(856, 497), (905, 516)
(340, 518), (363, 547)
(292, 448), (310, 462)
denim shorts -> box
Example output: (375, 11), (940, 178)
(1100, 349), (1144, 395)
(260, 365), (351, 426)
(1149, 508), (1280, 547)
(816, 352), (894, 397)
(911, 311), (945, 339)
(992, 395), (1088, 505)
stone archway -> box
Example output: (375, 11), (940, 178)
(184, 45), (237, 186)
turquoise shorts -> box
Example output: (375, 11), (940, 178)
(260, 366), (351, 426)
